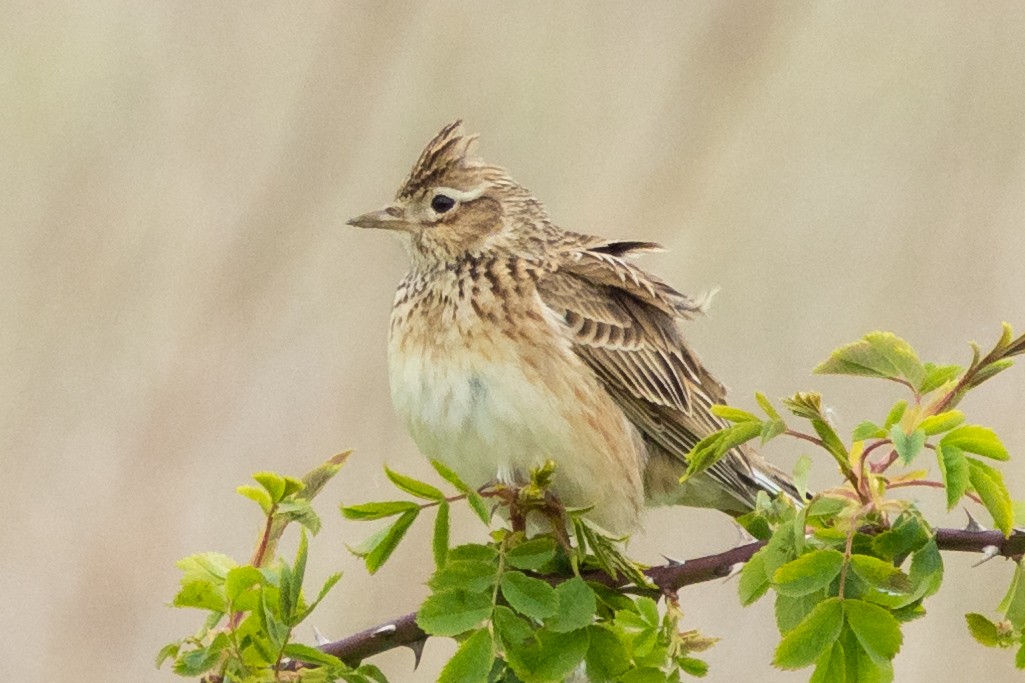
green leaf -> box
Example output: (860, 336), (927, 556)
(761, 418), (787, 444)
(585, 625), (631, 680)
(871, 512), (930, 560)
(844, 599), (902, 664)
(964, 613), (1000, 647)
(429, 559), (500, 594)
(883, 401), (907, 430)
(773, 549), (845, 597)
(918, 410), (965, 436)
(466, 491), (492, 525)
(813, 332), (925, 389)
(619, 669), (667, 683)
(173, 580), (226, 612)
(507, 537), (557, 571)
(237, 485), (274, 514)
(840, 626), (892, 683)
(547, 578), (596, 632)
(998, 560), (1025, 627)
(500, 571), (558, 620)
(385, 466), (445, 500)
(941, 425), (1010, 461)
(1017, 642), (1025, 669)
(773, 597), (844, 669)
(756, 392), (783, 421)
(176, 552), (236, 583)
(171, 643), (223, 676)
(253, 471), (287, 502)
(505, 628), (590, 683)
(852, 421), (885, 441)
(155, 642), (180, 669)
(792, 455), (812, 500)
(224, 566), (264, 602)
(907, 539), (943, 602)
(935, 444), (969, 510)
(438, 628), (494, 683)
(282, 643), (344, 668)
(711, 404), (760, 423)
(683, 421), (763, 481)
(493, 605), (534, 646)
(810, 641), (846, 683)
(275, 499), (322, 535)
(430, 459), (492, 524)
(967, 458), (1014, 536)
(347, 509), (419, 573)
(849, 556), (911, 594)
(449, 544), (499, 563)
(433, 500), (450, 569)
(889, 425), (925, 464)
(919, 363), (963, 394)
(783, 391), (825, 420)
(417, 589), (493, 636)
(341, 500), (421, 521)
(739, 547), (772, 606)
(776, 591), (828, 634)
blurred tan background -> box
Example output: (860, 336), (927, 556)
(3, 2), (1025, 681)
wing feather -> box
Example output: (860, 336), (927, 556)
(537, 238), (797, 511)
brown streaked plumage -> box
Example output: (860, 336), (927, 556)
(348, 121), (799, 534)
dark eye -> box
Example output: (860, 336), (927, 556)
(431, 194), (456, 214)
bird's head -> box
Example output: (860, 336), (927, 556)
(348, 121), (552, 267)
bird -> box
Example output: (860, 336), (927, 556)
(347, 121), (799, 535)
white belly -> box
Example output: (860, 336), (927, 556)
(388, 337), (646, 533)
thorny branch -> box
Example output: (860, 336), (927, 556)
(312, 526), (1025, 668)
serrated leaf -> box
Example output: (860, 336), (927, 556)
(964, 613), (1000, 647)
(967, 458), (1014, 536)
(494, 605), (534, 646)
(282, 643), (344, 668)
(935, 444), (969, 509)
(385, 466), (445, 500)
(941, 425), (1010, 461)
(275, 499), (322, 535)
(547, 578), (596, 632)
(756, 392), (783, 421)
(506, 628), (589, 683)
(849, 555), (911, 594)
(155, 642), (180, 669)
(918, 410), (965, 436)
(792, 454), (812, 500)
(171, 644), (223, 676)
(852, 421), (885, 441)
(998, 560), (1025, 627)
(347, 509), (419, 573)
(871, 512), (930, 560)
(449, 543), (499, 563)
(417, 589), (493, 636)
(907, 539), (943, 602)
(844, 599), (902, 664)
(237, 485), (274, 514)
(340, 500), (421, 521)
(619, 668), (666, 683)
(585, 625), (631, 680)
(253, 471), (287, 503)
(773, 549), (845, 597)
(711, 404), (760, 423)
(500, 571), (558, 620)
(739, 547), (772, 606)
(773, 597), (844, 669)
(810, 641), (846, 683)
(1016, 642), (1025, 669)
(783, 391), (824, 420)
(883, 401), (907, 430)
(889, 425), (925, 464)
(173, 580), (226, 612)
(430, 458), (471, 492)
(433, 501), (450, 569)
(438, 628), (494, 683)
(814, 332), (925, 389)
(429, 559), (499, 594)
(776, 591), (828, 635)
(760, 418), (787, 444)
(677, 656), (710, 677)
(224, 566), (264, 602)
(507, 537), (557, 571)
(683, 421), (763, 481)
(919, 363), (963, 394)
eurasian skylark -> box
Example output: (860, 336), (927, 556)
(348, 121), (798, 534)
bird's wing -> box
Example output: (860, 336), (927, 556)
(536, 237), (793, 510)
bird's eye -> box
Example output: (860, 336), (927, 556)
(431, 194), (456, 214)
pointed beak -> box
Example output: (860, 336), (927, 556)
(346, 205), (410, 232)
